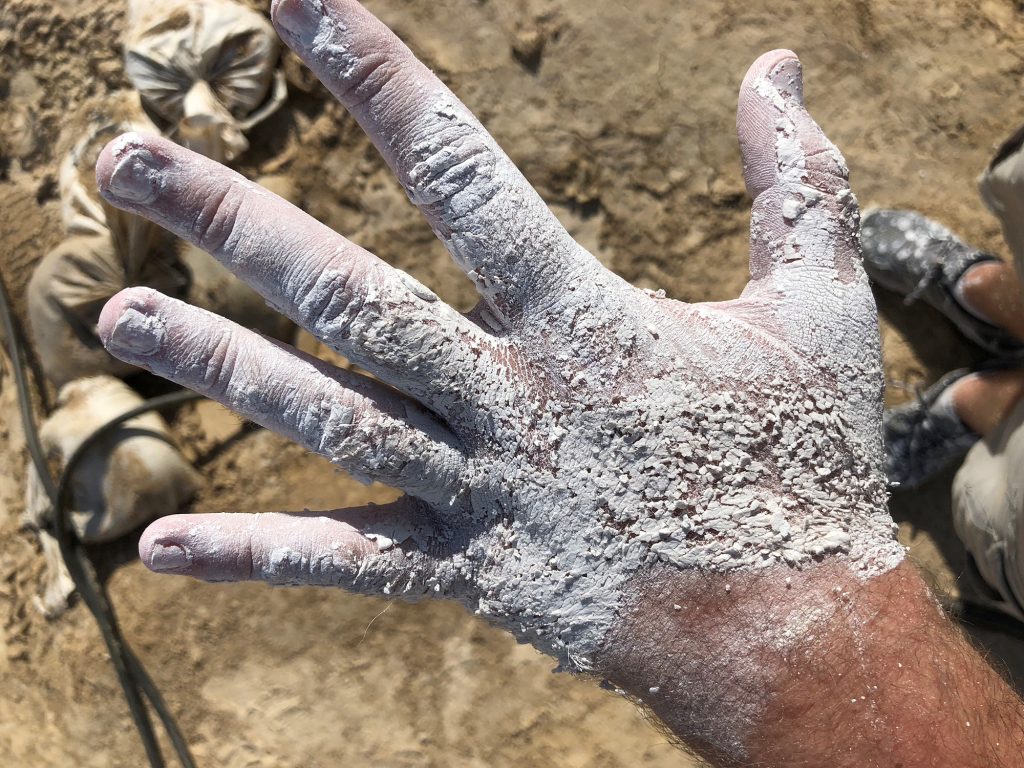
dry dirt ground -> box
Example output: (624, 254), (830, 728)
(2, 0), (1024, 765)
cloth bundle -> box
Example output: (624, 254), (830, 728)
(29, 95), (293, 388)
(124, 0), (287, 162)
(24, 376), (201, 616)
(29, 107), (186, 387)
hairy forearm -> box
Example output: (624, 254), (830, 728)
(601, 559), (1024, 767)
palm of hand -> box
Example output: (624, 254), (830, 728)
(96, 0), (901, 664)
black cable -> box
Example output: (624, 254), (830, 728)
(56, 388), (202, 768)
(1, 279), (59, 507)
(0, 272), (198, 768)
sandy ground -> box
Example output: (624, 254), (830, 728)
(2, 0), (1023, 765)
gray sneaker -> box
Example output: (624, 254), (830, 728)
(884, 369), (980, 489)
(860, 209), (1024, 358)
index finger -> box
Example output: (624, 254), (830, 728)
(270, 0), (600, 325)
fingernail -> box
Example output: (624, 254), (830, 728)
(106, 307), (165, 357)
(106, 136), (164, 204)
(272, 0), (324, 43)
(149, 541), (192, 572)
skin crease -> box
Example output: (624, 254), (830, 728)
(89, 0), (1024, 764)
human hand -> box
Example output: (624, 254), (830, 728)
(95, 0), (902, 674)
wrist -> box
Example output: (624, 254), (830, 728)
(597, 559), (1024, 767)
(598, 560), (857, 762)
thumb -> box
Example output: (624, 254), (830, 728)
(735, 50), (860, 283)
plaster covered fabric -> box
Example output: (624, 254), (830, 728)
(28, 233), (187, 387)
(124, 0), (286, 161)
(30, 102), (189, 386)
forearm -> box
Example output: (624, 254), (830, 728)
(601, 559), (1024, 767)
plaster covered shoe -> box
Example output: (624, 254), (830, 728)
(883, 368), (980, 489)
(860, 209), (1024, 358)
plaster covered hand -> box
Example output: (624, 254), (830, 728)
(95, 0), (903, 668)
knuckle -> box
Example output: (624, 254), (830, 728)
(317, 394), (358, 457)
(201, 329), (241, 394)
(254, 540), (312, 584)
(772, 109), (849, 194)
(800, 146), (851, 197)
(337, 49), (400, 109)
(404, 121), (501, 221)
(191, 182), (246, 254)
(295, 258), (378, 341)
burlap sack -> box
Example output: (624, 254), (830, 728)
(23, 376), (201, 615)
(28, 233), (187, 387)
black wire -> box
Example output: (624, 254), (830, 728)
(61, 546), (167, 767)
(0, 272), (198, 768)
(56, 388), (202, 768)
(1, 281), (58, 507)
